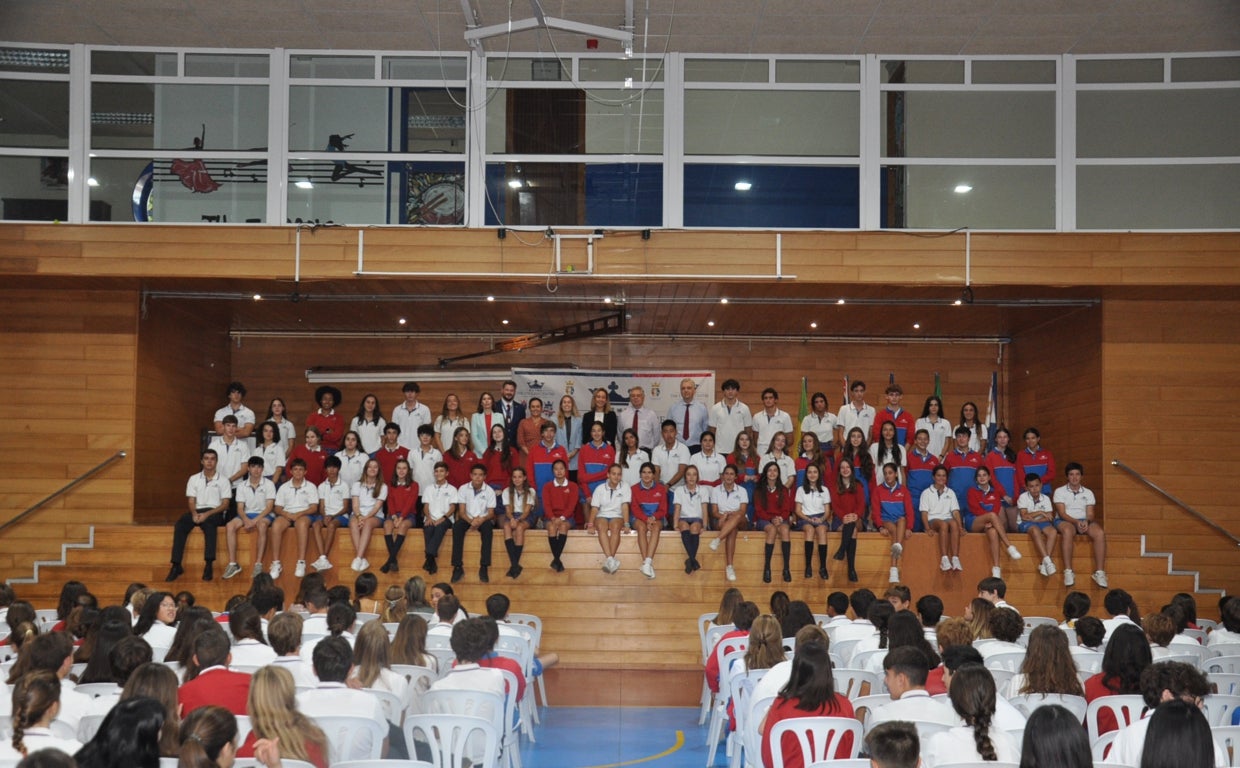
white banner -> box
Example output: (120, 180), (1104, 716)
(510, 368), (715, 419)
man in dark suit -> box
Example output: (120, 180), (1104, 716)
(177, 625), (251, 716)
(493, 379), (526, 445)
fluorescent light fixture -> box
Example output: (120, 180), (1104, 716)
(486, 295), (495, 302)
(954, 184), (972, 193)
(91, 112), (154, 125)
(294, 179), (314, 190)
(507, 179), (523, 189)
(86, 177), (99, 187)
(837, 298), (845, 305)
(734, 181), (752, 191)
(720, 298), (728, 304)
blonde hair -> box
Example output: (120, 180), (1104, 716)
(967, 599), (994, 640)
(935, 617), (974, 650)
(744, 615), (785, 671)
(11, 670), (60, 756)
(247, 666), (329, 764)
(380, 585), (407, 624)
(352, 620), (391, 689)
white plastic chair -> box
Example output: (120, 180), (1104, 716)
(908, 719), (952, 744)
(423, 687), (515, 768)
(767, 715), (863, 767)
(706, 648), (748, 767)
(392, 664), (438, 701)
(310, 714), (388, 763)
(850, 693), (893, 730)
(234, 714), (252, 746)
(726, 668), (768, 768)
(1085, 695), (1146, 743)
(230, 664), (262, 674)
(1212, 644), (1240, 658)
(984, 650), (1027, 673)
(504, 614), (548, 710)
(1213, 725), (1240, 767)
(1074, 650), (1104, 674)
(1206, 655), (1240, 675)
(365, 687), (407, 725)
(404, 714), (499, 768)
(1160, 652), (1204, 667)
(383, 622), (401, 638)
(77, 713), (106, 742)
(74, 682), (122, 698)
(1024, 616), (1058, 630)
(832, 668), (880, 700)
(1008, 693), (1088, 722)
(1202, 694), (1240, 726)
(742, 695), (777, 768)
(831, 638), (862, 666)
(989, 668), (1016, 698)
(1198, 619), (1219, 632)
(1166, 642), (1212, 666)
(34, 609), (58, 632)
(149, 645), (170, 663)
(850, 648), (886, 673)
(425, 634), (457, 676)
(334, 762), (433, 768)
(1212, 672), (1240, 696)
(702, 623), (738, 724)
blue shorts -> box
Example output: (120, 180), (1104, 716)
(242, 512), (275, 523)
(797, 516), (828, 531)
(880, 511), (905, 525)
(754, 519), (787, 531)
(962, 512), (977, 529)
(1018, 519), (1055, 533)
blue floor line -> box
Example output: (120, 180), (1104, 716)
(519, 706), (721, 768)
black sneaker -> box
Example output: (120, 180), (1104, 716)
(478, 566), (489, 583)
(551, 558), (564, 572)
(819, 566), (829, 579)
(804, 566), (812, 578)
(685, 558), (693, 574)
(202, 562), (214, 581)
(833, 547), (846, 561)
(512, 564), (523, 578)
(848, 568), (859, 582)
(380, 560), (392, 574)
(451, 566), (464, 583)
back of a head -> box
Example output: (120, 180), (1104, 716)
(1104, 589), (1134, 618)
(268, 612), (303, 656)
(250, 586), (284, 617)
(1062, 591), (1092, 621)
(1102, 624), (1152, 693)
(436, 594), (461, 623)
(769, 591), (791, 621)
(449, 617), (493, 664)
(177, 705), (238, 768)
(745, 615), (785, 670)
(120, 662), (180, 718)
(15, 748), (78, 768)
(1075, 616), (1105, 649)
(916, 595), (944, 627)
(883, 646), (930, 687)
(1019, 704), (1092, 768)
(935, 617), (973, 650)
(941, 643), (984, 673)
(850, 589), (877, 619)
(948, 663), (996, 725)
(304, 588), (330, 613)
(865, 721), (920, 768)
(793, 624), (828, 651)
(779, 641), (840, 713)
(229, 602), (265, 644)
(977, 576), (1006, 599)
(25, 631), (73, 676)
(825, 591), (848, 617)
(312, 636), (353, 683)
(716, 587), (744, 625)
(326, 602), (356, 636)
(1224, 597), (1240, 633)
(1138, 661), (1210, 709)
(732, 601), (760, 632)
(108, 636), (153, 685)
(326, 585), (351, 607)
(76, 696), (165, 768)
(192, 626), (231, 671)
(484, 593), (510, 621)
(1139, 699), (1214, 768)
(1143, 612), (1176, 647)
(989, 607), (1023, 643)
(780, 601), (814, 637)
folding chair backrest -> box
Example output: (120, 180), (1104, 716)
(310, 714), (387, 763)
(1212, 726), (1240, 768)
(1206, 656), (1240, 675)
(768, 715), (863, 767)
(832, 668), (879, 700)
(1008, 693), (1088, 723)
(1202, 694), (1240, 727)
(405, 714), (499, 768)
(1212, 673), (1240, 696)
(1085, 695), (1146, 743)
(984, 651), (1027, 673)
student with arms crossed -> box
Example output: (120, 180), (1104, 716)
(168, 449), (233, 583)
(709, 378), (753, 456)
(1016, 472), (1059, 578)
(214, 381), (257, 442)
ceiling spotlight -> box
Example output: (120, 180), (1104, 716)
(913, 322), (921, 329)
(954, 184), (972, 194)
(252, 293), (262, 301)
(810, 322), (818, 329)
(486, 295), (495, 302)
(837, 298), (845, 305)
(294, 179), (314, 190)
(720, 298), (728, 304)
(707, 320), (716, 327)
(603, 297), (612, 304)
(398, 317), (407, 325)
(502, 319), (510, 325)
(734, 181), (752, 191)
(953, 299), (963, 306)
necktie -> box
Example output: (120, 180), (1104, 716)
(505, 401), (512, 421)
(683, 404), (690, 440)
(632, 410), (638, 431)
(485, 413), (492, 434)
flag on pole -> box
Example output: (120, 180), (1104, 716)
(842, 375), (850, 407)
(794, 377), (809, 450)
(934, 372), (942, 401)
(889, 372), (895, 386)
(984, 371), (998, 452)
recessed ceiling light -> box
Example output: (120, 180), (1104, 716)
(810, 322), (818, 329)
(953, 298), (963, 306)
(720, 298), (728, 304)
(913, 322), (921, 329)
(603, 297), (612, 304)
(707, 320), (715, 327)
(954, 184), (972, 194)
(398, 317), (407, 325)
(294, 179), (314, 190)
(486, 295), (495, 302)
(837, 298), (845, 305)
(502, 319), (510, 325)
(507, 179), (523, 189)
(734, 181), (752, 191)
(252, 294), (262, 301)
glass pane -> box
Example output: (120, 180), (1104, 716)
(91, 50), (176, 76)
(405, 89), (467, 152)
(289, 161), (461, 225)
(486, 88), (662, 155)
(484, 162), (662, 227)
(579, 58), (665, 83)
(1076, 58), (1162, 84)
(0, 156), (69, 220)
(0, 47), (69, 74)
(90, 83), (269, 150)
(382, 56), (467, 80)
(971, 59), (1056, 84)
(184, 53), (269, 78)
(1172, 56), (1240, 83)
(1077, 164), (1240, 229)
(775, 60), (860, 84)
(881, 60), (964, 84)
(1077, 89), (1240, 157)
(684, 90), (859, 156)
(487, 58), (566, 82)
(684, 164), (858, 228)
(290, 55), (374, 79)
(882, 91), (1055, 158)
(0, 81), (69, 148)
(88, 157), (267, 223)
(291, 86), (465, 153)
(881, 164), (1055, 229)
(684, 59), (767, 83)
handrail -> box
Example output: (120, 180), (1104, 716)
(0, 451), (127, 537)
(1111, 459), (1240, 547)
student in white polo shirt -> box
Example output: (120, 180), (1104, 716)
(452, 464), (497, 584)
(270, 458), (320, 580)
(709, 464), (750, 582)
(588, 464), (631, 574)
(674, 465), (711, 574)
(222, 456), (277, 580)
(1052, 462), (1107, 588)
(421, 461), (458, 575)
(708, 378), (752, 455)
(167, 448), (234, 583)
(312, 455), (350, 573)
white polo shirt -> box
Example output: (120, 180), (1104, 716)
(236, 478), (277, 518)
(675, 485), (712, 521)
(1016, 490), (1053, 518)
(916, 416), (954, 457)
(837, 402), (876, 440)
(335, 450), (368, 487)
(392, 401), (433, 450)
(651, 441), (692, 490)
(317, 478), (350, 517)
(214, 404), (256, 433)
(208, 436), (252, 489)
(423, 482), (459, 523)
(186, 471), (232, 509)
(351, 482), (388, 519)
(752, 409), (794, 452)
(1053, 484), (1096, 521)
(256, 442), (286, 478)
(759, 452), (795, 485)
(274, 480), (319, 515)
(708, 400), (753, 455)
(408, 447), (442, 493)
(714, 484), (749, 515)
(591, 482), (631, 519)
(920, 486), (960, 522)
(795, 485), (831, 518)
(800, 411), (838, 445)
(690, 450), (727, 486)
(457, 483), (497, 520)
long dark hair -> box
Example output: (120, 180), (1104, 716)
(841, 428), (874, 480)
(874, 422), (903, 469)
(133, 591), (173, 636)
(1139, 699), (1214, 768)
(887, 611), (941, 667)
(229, 602), (267, 645)
(177, 705), (238, 768)
(949, 664), (999, 761)
(1019, 704), (1091, 768)
(164, 608), (214, 667)
(754, 461), (788, 514)
(74, 696), (165, 768)
(777, 642), (844, 714)
(1101, 624), (1152, 695)
(992, 426), (1017, 462)
(78, 607), (134, 684)
(56, 581), (89, 621)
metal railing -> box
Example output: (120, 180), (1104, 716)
(0, 451), (127, 537)
(1111, 459), (1240, 547)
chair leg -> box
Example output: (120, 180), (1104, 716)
(705, 703), (725, 767)
(535, 674), (548, 712)
(698, 681), (712, 725)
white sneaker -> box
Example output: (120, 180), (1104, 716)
(1064, 569), (1076, 586)
(350, 557), (362, 571)
(312, 555), (332, 571)
(951, 556), (963, 571)
(891, 542), (903, 556)
(640, 559), (654, 579)
(1042, 557), (1056, 576)
(726, 565), (737, 581)
(600, 558), (611, 574)
(1006, 545), (1022, 560)
(1092, 570), (1108, 588)
(269, 561), (282, 579)
(294, 560), (306, 578)
(940, 556), (951, 571)
(358, 558), (370, 571)
(709, 537), (721, 552)
(889, 567), (900, 583)
(222, 562), (242, 580)
(991, 566), (1002, 578)
(1038, 560), (1049, 577)
(251, 562), (263, 578)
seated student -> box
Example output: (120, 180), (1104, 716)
(372, 423), (409, 484)
(175, 705), (239, 768)
(477, 618), (527, 704)
(240, 666), (329, 768)
(1207, 596), (1240, 647)
(178, 625), (251, 717)
(312, 455), (350, 572)
(484, 593), (557, 688)
(920, 465), (963, 572)
(167, 449), (233, 583)
(1160, 604), (1201, 650)
(0, 671), (83, 761)
(884, 585), (911, 613)
(752, 624), (828, 706)
(427, 619), (506, 765)
(977, 608), (1024, 660)
(299, 637), (388, 758)
(1084, 624), (1152, 736)
(286, 426), (329, 487)
(871, 462), (914, 584)
(1072, 615), (1106, 658)
(427, 595), (465, 638)
(1143, 612), (1177, 659)
(924, 663), (1020, 768)
(794, 462), (832, 580)
(865, 721), (920, 768)
(832, 589), (879, 645)
(228, 602), (277, 667)
(977, 576), (1018, 615)
(81, 636), (154, 717)
(1061, 590), (1091, 629)
(928, 618), (974, 696)
(869, 646), (958, 731)
(704, 601), (759, 695)
(1105, 661), (1226, 767)
(1008, 624), (1085, 700)
(587, 463), (631, 576)
(267, 613), (319, 687)
(453, 463), (497, 583)
(940, 645), (1026, 733)
(673, 466), (710, 574)
(630, 462), (669, 579)
(541, 459), (578, 572)
(270, 458), (321, 580)
(1016, 472), (1059, 578)
(709, 464), (750, 583)
(1053, 462), (1107, 588)
(760, 642), (854, 768)
(223, 456), (277, 580)
(966, 466), (1023, 579)
(822, 591), (851, 630)
(420, 461), (458, 575)
(917, 594), (943, 645)
(498, 466), (536, 578)
(350, 620), (411, 710)
(1102, 589), (1141, 643)
(7, 631), (93, 731)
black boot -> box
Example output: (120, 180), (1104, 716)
(804, 542), (814, 578)
(763, 543), (774, 583)
(817, 544), (828, 579)
(781, 541), (792, 582)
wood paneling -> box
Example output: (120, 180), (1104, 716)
(133, 301), (231, 524)
(1101, 299), (1240, 596)
(0, 290), (138, 573)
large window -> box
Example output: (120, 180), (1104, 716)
(0, 46), (71, 222)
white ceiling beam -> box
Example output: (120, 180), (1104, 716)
(464, 9), (635, 46)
